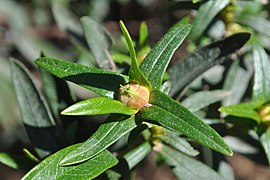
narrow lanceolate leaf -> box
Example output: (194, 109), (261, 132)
(0, 153), (35, 171)
(140, 89), (232, 156)
(11, 59), (60, 158)
(123, 142), (152, 170)
(35, 57), (128, 99)
(60, 115), (137, 166)
(169, 33), (251, 96)
(22, 144), (118, 180)
(140, 22), (191, 89)
(81, 17), (115, 70)
(236, 15), (270, 39)
(252, 42), (270, 105)
(159, 145), (223, 180)
(219, 102), (261, 123)
(222, 59), (252, 106)
(52, 1), (82, 36)
(119, 21), (151, 89)
(156, 131), (199, 156)
(182, 90), (231, 112)
(189, 0), (230, 41)
(260, 127), (270, 165)
(61, 97), (136, 116)
(139, 21), (149, 47)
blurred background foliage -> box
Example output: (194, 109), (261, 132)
(1, 0), (270, 179)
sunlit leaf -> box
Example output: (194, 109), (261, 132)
(35, 57), (128, 99)
(140, 21), (191, 89)
(61, 97), (136, 116)
(60, 115), (137, 166)
(22, 144), (118, 180)
(119, 21), (151, 89)
(219, 102), (261, 123)
(140, 89), (232, 156)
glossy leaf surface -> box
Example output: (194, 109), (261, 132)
(189, 0), (230, 41)
(156, 131), (199, 156)
(159, 145), (223, 180)
(219, 102), (261, 123)
(182, 90), (231, 112)
(81, 16), (114, 70)
(140, 89), (232, 156)
(22, 144), (118, 180)
(222, 59), (252, 106)
(252, 42), (270, 105)
(60, 115), (137, 166)
(123, 142), (152, 169)
(11, 59), (60, 158)
(119, 21), (151, 89)
(260, 127), (270, 165)
(36, 57), (128, 99)
(140, 22), (191, 89)
(61, 97), (136, 116)
(169, 33), (251, 96)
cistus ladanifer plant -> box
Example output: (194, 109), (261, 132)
(5, 16), (249, 179)
(0, 2), (252, 177)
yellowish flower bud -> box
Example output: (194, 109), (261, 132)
(118, 82), (150, 110)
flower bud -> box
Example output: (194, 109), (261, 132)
(118, 82), (150, 110)
(259, 104), (270, 123)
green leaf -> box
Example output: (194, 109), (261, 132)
(159, 145), (223, 180)
(182, 90), (231, 112)
(222, 59), (252, 106)
(169, 33), (251, 96)
(81, 16), (115, 70)
(123, 142), (152, 169)
(40, 68), (59, 119)
(61, 97), (136, 116)
(52, 1), (82, 36)
(140, 22), (191, 89)
(252, 41), (270, 105)
(11, 59), (60, 158)
(112, 53), (131, 65)
(140, 89), (232, 156)
(219, 102), (261, 123)
(192, 0), (203, 3)
(236, 15), (270, 39)
(22, 144), (118, 180)
(260, 127), (270, 165)
(156, 130), (199, 156)
(189, 0), (230, 41)
(139, 21), (149, 47)
(0, 153), (35, 171)
(119, 21), (151, 89)
(35, 57), (128, 99)
(60, 114), (137, 166)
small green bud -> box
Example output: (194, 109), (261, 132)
(118, 82), (150, 110)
